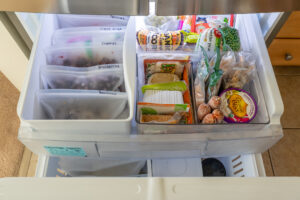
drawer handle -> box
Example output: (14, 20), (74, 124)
(285, 53), (293, 61)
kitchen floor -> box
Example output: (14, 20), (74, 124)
(262, 66), (300, 176)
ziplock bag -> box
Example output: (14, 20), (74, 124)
(41, 64), (124, 91)
(52, 27), (125, 46)
(194, 46), (210, 107)
(38, 90), (127, 119)
(57, 14), (129, 28)
(45, 43), (123, 67)
(221, 51), (256, 89)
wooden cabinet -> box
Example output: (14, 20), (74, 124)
(269, 12), (300, 66)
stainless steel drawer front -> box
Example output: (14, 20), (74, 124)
(156, 0), (300, 15)
(0, 0), (149, 15)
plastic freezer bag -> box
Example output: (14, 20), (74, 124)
(40, 64), (124, 91)
(45, 44), (123, 67)
(57, 14), (129, 28)
(38, 90), (127, 119)
(52, 27), (125, 46)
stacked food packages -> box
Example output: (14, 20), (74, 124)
(136, 14), (258, 126)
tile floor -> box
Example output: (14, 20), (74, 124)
(262, 66), (300, 176)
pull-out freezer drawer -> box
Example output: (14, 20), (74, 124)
(17, 13), (283, 159)
(35, 154), (264, 177)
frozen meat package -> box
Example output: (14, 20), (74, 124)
(45, 43), (123, 67)
(57, 14), (129, 28)
(38, 90), (128, 119)
(52, 27), (125, 46)
(40, 64), (124, 91)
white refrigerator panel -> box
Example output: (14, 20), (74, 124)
(1, 177), (300, 200)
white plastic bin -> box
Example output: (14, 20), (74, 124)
(17, 15), (136, 135)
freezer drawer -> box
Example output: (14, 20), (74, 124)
(18, 13), (283, 159)
(35, 154), (264, 177)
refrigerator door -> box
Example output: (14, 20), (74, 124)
(1, 177), (300, 200)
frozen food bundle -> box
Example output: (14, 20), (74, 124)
(45, 43), (123, 67)
(41, 64), (124, 91)
(137, 55), (194, 125)
(180, 15), (233, 34)
(136, 30), (184, 51)
(220, 88), (257, 123)
(144, 59), (187, 81)
(196, 96), (224, 124)
(221, 26), (241, 52)
(221, 51), (256, 89)
(137, 102), (190, 124)
(52, 27), (125, 46)
(195, 27), (222, 58)
(57, 15), (129, 28)
(39, 90), (128, 119)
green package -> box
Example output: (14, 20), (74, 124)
(141, 81), (187, 94)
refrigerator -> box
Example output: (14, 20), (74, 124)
(1, 0), (300, 198)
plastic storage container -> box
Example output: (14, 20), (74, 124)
(17, 14), (136, 135)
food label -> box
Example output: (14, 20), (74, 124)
(161, 63), (176, 73)
(44, 146), (86, 157)
(220, 89), (257, 123)
(228, 94), (248, 118)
